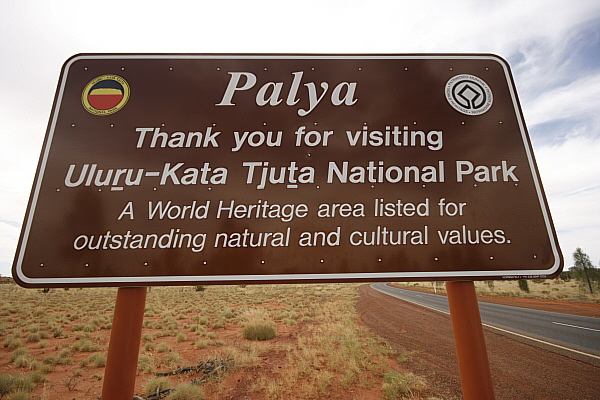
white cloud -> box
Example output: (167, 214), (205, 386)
(525, 72), (600, 129)
(1, 0), (600, 276)
(535, 136), (600, 266)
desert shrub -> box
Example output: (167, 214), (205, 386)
(222, 310), (236, 319)
(6, 339), (23, 350)
(381, 371), (426, 399)
(159, 352), (183, 369)
(9, 348), (28, 363)
(241, 309), (277, 341)
(141, 333), (154, 342)
(72, 339), (101, 352)
(175, 333), (186, 342)
(137, 354), (154, 373)
(156, 343), (170, 353)
(26, 333), (40, 343)
(243, 322), (276, 341)
(144, 377), (173, 397)
(87, 353), (107, 368)
(518, 280), (530, 293)
(143, 342), (155, 352)
(42, 355), (58, 365)
(0, 374), (34, 396)
(212, 320), (225, 329)
(28, 371), (46, 383)
(166, 383), (205, 400)
(12, 355), (32, 369)
(7, 390), (31, 400)
(194, 339), (210, 349)
(28, 361), (50, 374)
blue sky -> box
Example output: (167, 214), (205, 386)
(1, 0), (599, 277)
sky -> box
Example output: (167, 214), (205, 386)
(1, 0), (599, 278)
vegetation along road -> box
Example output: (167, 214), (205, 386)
(371, 283), (600, 362)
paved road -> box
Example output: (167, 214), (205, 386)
(371, 283), (600, 359)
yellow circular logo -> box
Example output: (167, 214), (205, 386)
(82, 75), (130, 116)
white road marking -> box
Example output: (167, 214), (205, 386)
(552, 322), (600, 332)
(373, 285), (600, 362)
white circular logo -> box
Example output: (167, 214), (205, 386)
(445, 74), (493, 115)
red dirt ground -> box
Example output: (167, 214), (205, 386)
(2, 284), (599, 399)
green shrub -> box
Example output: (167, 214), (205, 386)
(28, 371), (47, 383)
(144, 377), (173, 397)
(243, 321), (276, 341)
(194, 339), (210, 349)
(7, 390), (31, 400)
(166, 383), (205, 400)
(381, 371), (426, 399)
(143, 342), (155, 352)
(0, 374), (34, 396)
(156, 343), (170, 353)
(518, 279), (530, 293)
(81, 352), (107, 368)
(26, 333), (40, 343)
(13, 355), (31, 369)
(72, 339), (100, 352)
(9, 348), (28, 363)
(160, 352), (183, 369)
(6, 339), (23, 350)
(137, 354), (154, 373)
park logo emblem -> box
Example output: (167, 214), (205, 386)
(445, 74), (493, 116)
(82, 75), (130, 116)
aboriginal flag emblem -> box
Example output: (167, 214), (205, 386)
(82, 75), (130, 115)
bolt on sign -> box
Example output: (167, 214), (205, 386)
(13, 54), (563, 287)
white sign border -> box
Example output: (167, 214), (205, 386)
(14, 54), (563, 286)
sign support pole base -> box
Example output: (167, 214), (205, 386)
(101, 287), (147, 400)
(446, 281), (495, 400)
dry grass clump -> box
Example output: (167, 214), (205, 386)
(382, 371), (427, 399)
(143, 377), (173, 397)
(241, 309), (277, 341)
(0, 283), (420, 399)
(166, 383), (205, 400)
(158, 351), (184, 369)
(0, 374), (35, 398)
(71, 339), (100, 352)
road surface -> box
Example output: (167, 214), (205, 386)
(371, 282), (600, 361)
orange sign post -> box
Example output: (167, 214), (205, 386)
(101, 287), (147, 400)
(446, 281), (495, 399)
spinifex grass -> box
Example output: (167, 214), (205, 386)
(0, 283), (412, 399)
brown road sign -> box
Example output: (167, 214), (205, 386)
(13, 54), (563, 287)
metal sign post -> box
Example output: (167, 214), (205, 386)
(446, 281), (495, 400)
(101, 287), (147, 400)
